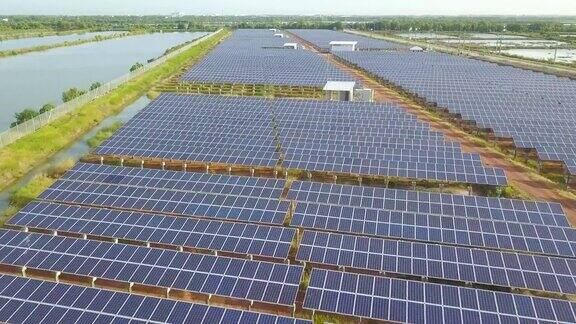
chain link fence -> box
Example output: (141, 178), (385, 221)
(0, 29), (221, 149)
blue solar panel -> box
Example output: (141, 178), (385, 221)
(290, 201), (576, 258)
(297, 230), (576, 294)
(287, 29), (406, 51)
(0, 229), (303, 306)
(0, 274), (310, 324)
(287, 181), (571, 228)
(94, 94), (507, 186)
(63, 163), (286, 199)
(181, 29), (355, 87)
(334, 50), (576, 176)
(9, 201), (295, 260)
(304, 268), (576, 323)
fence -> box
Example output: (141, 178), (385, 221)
(0, 29), (222, 149)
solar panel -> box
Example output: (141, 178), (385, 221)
(0, 229), (303, 307)
(95, 94), (507, 187)
(63, 163), (286, 200)
(334, 50), (576, 176)
(38, 165), (290, 225)
(0, 274), (310, 324)
(287, 29), (406, 51)
(297, 230), (576, 294)
(181, 29), (355, 87)
(290, 201), (576, 258)
(287, 181), (571, 228)
(304, 268), (576, 323)
(9, 201), (295, 260)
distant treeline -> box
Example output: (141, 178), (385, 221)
(1, 15), (575, 35)
(351, 18), (576, 34)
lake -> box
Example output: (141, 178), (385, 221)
(0, 31), (121, 52)
(0, 32), (208, 131)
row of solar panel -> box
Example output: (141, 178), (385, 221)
(304, 268), (576, 323)
(334, 50), (576, 176)
(298, 230), (576, 294)
(0, 229), (303, 306)
(0, 275), (309, 324)
(10, 201), (295, 259)
(181, 29), (355, 87)
(95, 93), (508, 186)
(287, 29), (406, 51)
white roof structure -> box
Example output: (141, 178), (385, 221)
(274, 33), (284, 38)
(283, 43), (298, 47)
(329, 41), (358, 46)
(410, 46), (425, 52)
(323, 81), (356, 92)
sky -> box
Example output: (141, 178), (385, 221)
(1, 0), (576, 16)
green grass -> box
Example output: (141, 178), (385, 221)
(1, 159), (76, 225)
(87, 122), (123, 148)
(0, 29), (229, 192)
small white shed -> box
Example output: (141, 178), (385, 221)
(283, 43), (299, 49)
(324, 81), (356, 101)
(410, 46), (425, 52)
(269, 28), (277, 32)
(330, 41), (358, 52)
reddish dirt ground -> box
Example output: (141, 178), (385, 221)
(288, 32), (576, 226)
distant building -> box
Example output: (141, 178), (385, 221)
(1, 18), (8, 22)
(283, 43), (299, 49)
(330, 41), (358, 52)
(410, 46), (425, 52)
(274, 33), (284, 38)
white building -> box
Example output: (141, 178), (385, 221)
(283, 43), (299, 49)
(324, 81), (356, 101)
(329, 41), (358, 52)
(410, 46), (425, 52)
(274, 33), (284, 38)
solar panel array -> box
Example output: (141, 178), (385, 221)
(0, 229), (303, 306)
(95, 94), (507, 186)
(4, 164), (574, 323)
(180, 29), (355, 87)
(304, 268), (576, 323)
(10, 201), (295, 260)
(94, 94), (281, 168)
(287, 29), (407, 51)
(298, 230), (576, 294)
(39, 163), (290, 225)
(3, 30), (576, 324)
(335, 50), (576, 176)
(0, 275), (310, 324)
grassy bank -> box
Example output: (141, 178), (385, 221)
(0, 29), (229, 192)
(0, 29), (89, 41)
(87, 122), (124, 148)
(0, 31), (131, 58)
(1, 159), (76, 225)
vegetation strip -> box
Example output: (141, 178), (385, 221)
(0, 29), (229, 194)
(0, 31), (135, 58)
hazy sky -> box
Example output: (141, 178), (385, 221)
(1, 0), (576, 16)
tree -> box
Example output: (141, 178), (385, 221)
(90, 82), (102, 91)
(39, 103), (55, 114)
(62, 87), (86, 102)
(11, 109), (39, 128)
(130, 62), (144, 72)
